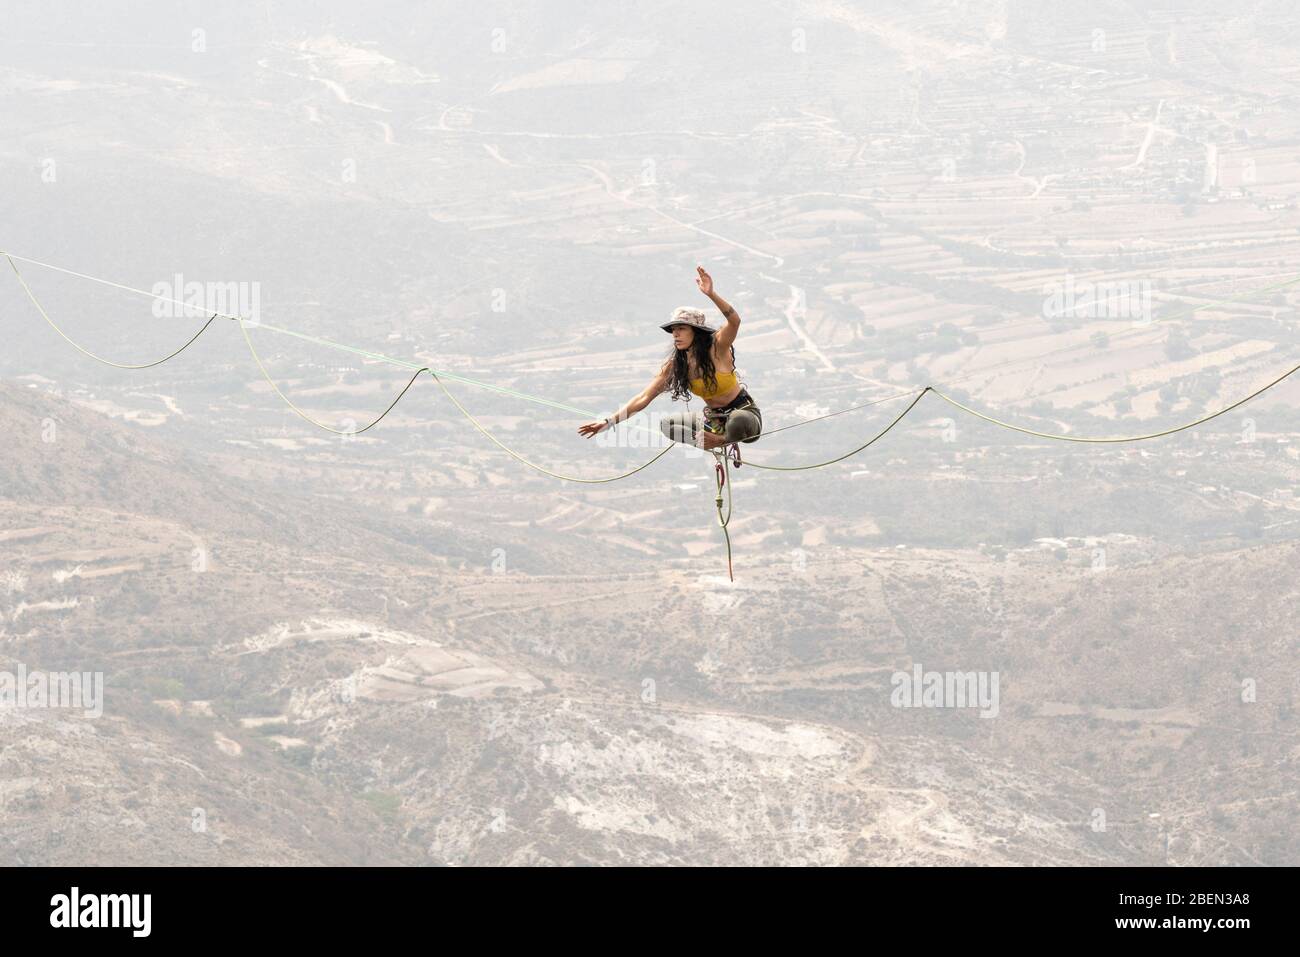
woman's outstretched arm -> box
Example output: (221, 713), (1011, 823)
(578, 358), (672, 437)
(697, 265), (740, 351)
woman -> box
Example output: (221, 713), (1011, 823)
(578, 266), (762, 452)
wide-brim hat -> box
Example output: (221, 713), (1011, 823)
(660, 306), (715, 334)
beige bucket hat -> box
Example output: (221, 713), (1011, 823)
(660, 306), (715, 334)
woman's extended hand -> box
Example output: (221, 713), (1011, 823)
(695, 264), (714, 297)
(577, 420), (608, 438)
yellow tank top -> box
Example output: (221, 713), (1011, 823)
(689, 368), (739, 399)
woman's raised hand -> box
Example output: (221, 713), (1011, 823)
(695, 264), (714, 297)
(577, 420), (607, 438)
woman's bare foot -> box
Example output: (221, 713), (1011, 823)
(695, 431), (729, 451)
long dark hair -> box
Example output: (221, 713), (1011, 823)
(666, 330), (736, 401)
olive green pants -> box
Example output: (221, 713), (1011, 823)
(659, 400), (762, 445)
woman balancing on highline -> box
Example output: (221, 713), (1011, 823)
(578, 266), (762, 453)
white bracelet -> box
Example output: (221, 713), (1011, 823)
(605, 416), (616, 429)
